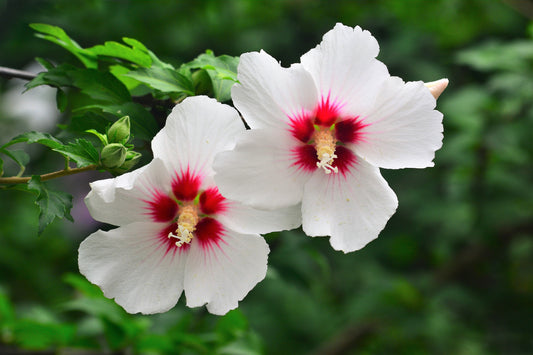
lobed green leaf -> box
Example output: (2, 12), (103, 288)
(3, 131), (64, 150)
(53, 139), (100, 167)
(0, 148), (30, 175)
(27, 176), (73, 236)
(29, 23), (97, 68)
(25, 63), (76, 91)
(187, 50), (239, 101)
(71, 69), (132, 103)
(87, 40), (152, 67)
(125, 67), (194, 95)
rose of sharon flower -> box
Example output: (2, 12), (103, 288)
(213, 24), (445, 253)
(78, 96), (300, 315)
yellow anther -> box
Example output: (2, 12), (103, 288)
(314, 130), (338, 174)
(168, 205), (199, 247)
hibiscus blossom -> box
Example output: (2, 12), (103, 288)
(214, 24), (446, 253)
(78, 96), (300, 315)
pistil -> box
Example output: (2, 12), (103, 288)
(168, 204), (199, 247)
(314, 130), (338, 174)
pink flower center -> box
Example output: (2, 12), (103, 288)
(289, 96), (365, 175)
(144, 169), (227, 253)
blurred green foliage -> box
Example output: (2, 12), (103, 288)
(1, 0), (532, 354)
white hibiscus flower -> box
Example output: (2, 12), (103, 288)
(78, 96), (301, 315)
(214, 23), (447, 253)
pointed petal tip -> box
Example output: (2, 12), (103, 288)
(424, 78), (449, 100)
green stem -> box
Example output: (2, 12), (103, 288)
(0, 165), (98, 184)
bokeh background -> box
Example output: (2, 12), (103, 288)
(1, 0), (533, 354)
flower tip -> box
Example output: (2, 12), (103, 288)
(424, 78), (449, 100)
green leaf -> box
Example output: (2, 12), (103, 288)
(87, 40), (152, 67)
(122, 37), (175, 69)
(71, 69), (132, 103)
(122, 37), (149, 52)
(12, 319), (75, 350)
(35, 57), (55, 70)
(25, 63), (76, 91)
(187, 50), (239, 101)
(63, 273), (103, 299)
(0, 148), (30, 175)
(457, 40), (533, 72)
(56, 88), (68, 112)
(61, 298), (125, 324)
(125, 67), (195, 95)
(109, 64), (142, 90)
(0, 157), (3, 177)
(27, 176), (73, 236)
(0, 289), (15, 325)
(53, 138), (99, 167)
(216, 309), (248, 342)
(29, 23), (97, 68)
(85, 129), (108, 146)
(2, 131), (64, 150)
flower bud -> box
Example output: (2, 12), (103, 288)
(120, 151), (142, 171)
(107, 116), (131, 144)
(100, 143), (127, 169)
(108, 151), (142, 175)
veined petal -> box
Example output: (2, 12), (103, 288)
(300, 23), (390, 116)
(213, 128), (310, 210)
(217, 201), (302, 235)
(151, 96), (244, 178)
(232, 50), (318, 130)
(184, 230), (269, 315)
(85, 159), (173, 226)
(355, 78), (444, 169)
(302, 158), (398, 253)
(78, 222), (187, 314)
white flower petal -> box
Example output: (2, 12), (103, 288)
(300, 23), (390, 115)
(217, 201), (301, 235)
(78, 222), (186, 314)
(85, 159), (173, 226)
(355, 78), (444, 169)
(214, 128), (310, 210)
(151, 96), (244, 178)
(184, 230), (269, 315)
(302, 158), (398, 253)
(232, 50), (318, 129)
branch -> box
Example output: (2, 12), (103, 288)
(0, 66), (37, 81)
(0, 165), (98, 184)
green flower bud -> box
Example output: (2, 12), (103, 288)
(100, 143), (127, 169)
(107, 116), (131, 144)
(108, 151), (142, 176)
(121, 151), (142, 170)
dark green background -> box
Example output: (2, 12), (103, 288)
(1, 0), (532, 354)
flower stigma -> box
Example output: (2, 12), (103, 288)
(168, 204), (199, 247)
(314, 129), (338, 174)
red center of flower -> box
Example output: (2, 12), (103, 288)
(144, 168), (227, 254)
(289, 95), (366, 175)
